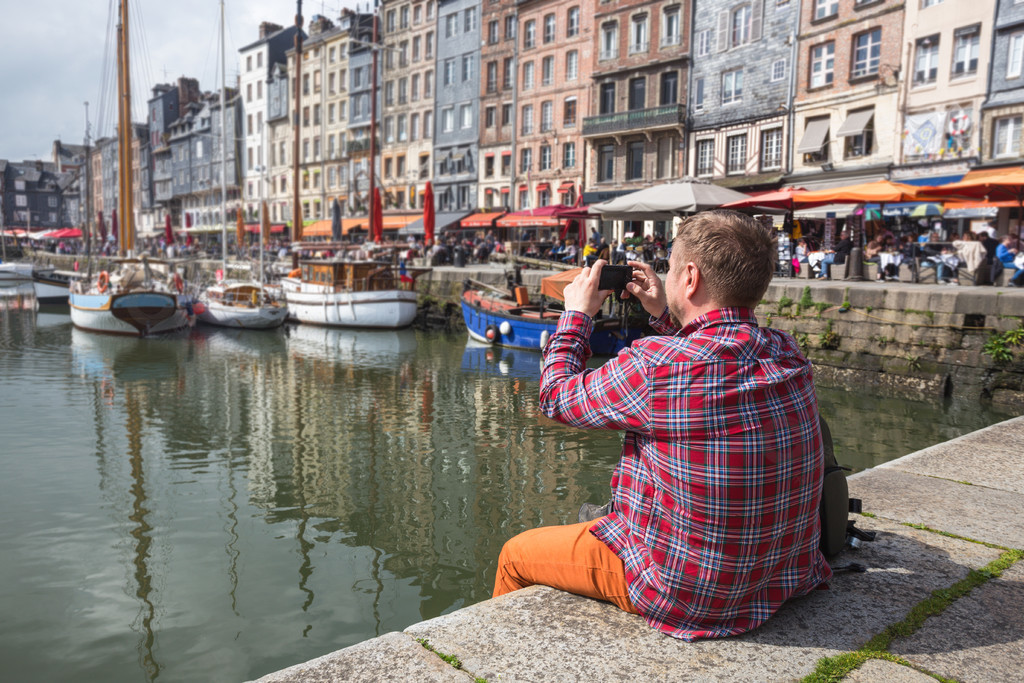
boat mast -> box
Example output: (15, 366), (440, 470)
(292, 0), (303, 245)
(369, 3), (378, 244)
(220, 0), (228, 271)
(117, 0), (135, 256)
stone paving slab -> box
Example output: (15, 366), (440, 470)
(251, 631), (474, 683)
(841, 658), (936, 682)
(874, 416), (1024, 495)
(889, 560), (1024, 683)
(849, 469), (1024, 549)
(402, 517), (999, 683)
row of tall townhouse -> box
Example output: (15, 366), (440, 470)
(68, 0), (1024, 240)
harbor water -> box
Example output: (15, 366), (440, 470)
(0, 284), (1015, 682)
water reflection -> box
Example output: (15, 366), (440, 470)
(1, 305), (1017, 682)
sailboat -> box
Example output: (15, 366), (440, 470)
(197, 0), (287, 330)
(69, 1), (194, 336)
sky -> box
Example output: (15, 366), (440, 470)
(0, 0), (359, 163)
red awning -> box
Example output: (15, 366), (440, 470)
(501, 151), (512, 156)
(557, 181), (576, 194)
(484, 152), (495, 157)
(500, 187), (510, 194)
(245, 223), (286, 234)
(460, 211), (506, 228)
(518, 184), (528, 191)
(536, 183), (550, 193)
(484, 188), (494, 194)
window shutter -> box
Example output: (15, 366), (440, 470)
(717, 11), (729, 53)
(751, 0), (763, 42)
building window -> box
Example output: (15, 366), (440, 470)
(760, 128), (782, 171)
(994, 116), (1022, 157)
(567, 7), (580, 37)
(771, 59), (786, 82)
(693, 77), (705, 112)
(921, 0), (943, 7)
(563, 98), (577, 127)
(656, 137), (675, 178)
(488, 20), (499, 45)
(426, 32), (434, 58)
(731, 5), (751, 47)
(505, 15), (516, 40)
(600, 82), (616, 114)
(598, 144), (615, 181)
(696, 139), (714, 176)
(1010, 33), (1024, 79)
(463, 55), (474, 82)
(524, 19), (536, 48)
(601, 22), (618, 60)
(810, 42), (834, 88)
(662, 6), (681, 46)
(544, 14), (556, 43)
(503, 58), (513, 90)
(722, 69), (743, 104)
(952, 26), (980, 77)
(852, 29), (882, 78)
(844, 118), (873, 158)
(444, 59), (455, 86)
(445, 13), (457, 38)
(502, 103), (512, 126)
(913, 35), (939, 85)
(814, 0), (838, 20)
(726, 134), (747, 174)
(442, 107), (454, 132)
(627, 141), (644, 179)
(630, 14), (648, 54)
(566, 51), (579, 81)
(486, 61), (498, 93)
(519, 187), (530, 209)
(540, 144), (552, 170)
(411, 113), (420, 140)
(520, 147), (532, 173)
(522, 104), (534, 134)
(523, 62), (535, 90)
(464, 7), (476, 32)
(542, 56), (554, 86)
(563, 142), (576, 168)
(697, 29), (712, 57)
(461, 104), (473, 129)
(660, 71), (678, 105)
(541, 101), (554, 131)
(629, 77), (646, 110)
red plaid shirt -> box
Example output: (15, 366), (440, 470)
(540, 307), (832, 640)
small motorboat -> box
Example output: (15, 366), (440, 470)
(197, 280), (288, 329)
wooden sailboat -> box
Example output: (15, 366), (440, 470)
(69, 0), (194, 336)
(197, 0), (287, 330)
(282, 2), (427, 329)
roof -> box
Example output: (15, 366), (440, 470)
(239, 25), (303, 53)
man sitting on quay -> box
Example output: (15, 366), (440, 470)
(493, 210), (832, 640)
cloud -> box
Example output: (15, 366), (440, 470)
(0, 0), (356, 162)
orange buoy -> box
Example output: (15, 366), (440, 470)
(97, 271), (110, 293)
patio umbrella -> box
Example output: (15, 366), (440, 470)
(331, 198), (342, 242)
(720, 187), (831, 212)
(261, 201), (271, 247)
(591, 178), (751, 220)
(371, 187), (384, 243)
(97, 211), (107, 243)
(164, 214), (174, 245)
(791, 180), (924, 205)
(909, 203), (944, 218)
(423, 182), (435, 244)
(917, 168), (1024, 238)
(236, 209), (245, 247)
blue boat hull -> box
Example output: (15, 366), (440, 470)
(460, 298), (642, 355)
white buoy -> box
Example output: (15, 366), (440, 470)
(540, 330), (550, 348)
(499, 320), (512, 335)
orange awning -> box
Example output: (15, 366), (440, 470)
(959, 166), (1023, 182)
(461, 211), (505, 228)
(342, 218), (367, 235)
(303, 219), (334, 237)
(557, 181), (576, 193)
(496, 213), (562, 228)
(382, 213), (420, 230)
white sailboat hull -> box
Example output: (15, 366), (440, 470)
(197, 300), (288, 329)
(286, 286), (418, 329)
(0, 263), (36, 281)
(69, 291), (194, 336)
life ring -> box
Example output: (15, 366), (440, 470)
(484, 324), (499, 343)
(173, 272), (184, 293)
(948, 111), (971, 138)
(97, 271), (109, 293)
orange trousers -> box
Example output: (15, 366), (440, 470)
(492, 518), (638, 614)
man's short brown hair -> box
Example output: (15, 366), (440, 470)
(673, 210), (776, 308)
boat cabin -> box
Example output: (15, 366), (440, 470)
(299, 260), (418, 292)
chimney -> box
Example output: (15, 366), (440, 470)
(259, 22), (283, 39)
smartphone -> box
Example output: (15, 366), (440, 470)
(598, 265), (633, 296)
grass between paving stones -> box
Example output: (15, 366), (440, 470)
(415, 638), (487, 682)
(801, 533), (1023, 683)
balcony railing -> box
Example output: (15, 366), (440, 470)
(599, 48), (618, 61)
(582, 103), (687, 137)
(346, 137), (379, 155)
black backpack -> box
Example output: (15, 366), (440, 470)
(819, 416), (874, 568)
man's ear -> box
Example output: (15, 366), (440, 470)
(682, 261), (701, 301)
